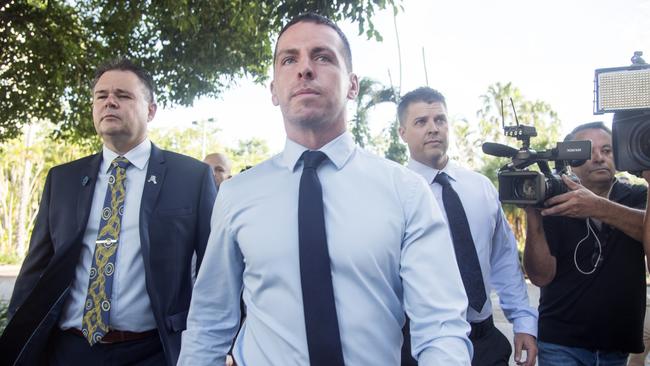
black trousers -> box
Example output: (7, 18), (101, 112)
(46, 328), (165, 366)
(401, 316), (512, 366)
(470, 316), (512, 366)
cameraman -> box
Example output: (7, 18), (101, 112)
(524, 121), (646, 365)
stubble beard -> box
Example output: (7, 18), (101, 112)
(429, 149), (449, 170)
(287, 102), (346, 133)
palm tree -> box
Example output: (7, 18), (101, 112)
(350, 77), (398, 148)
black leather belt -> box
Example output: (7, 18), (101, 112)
(66, 328), (157, 344)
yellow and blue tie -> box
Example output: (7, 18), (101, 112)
(82, 156), (130, 345)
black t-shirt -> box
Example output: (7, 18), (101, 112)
(539, 181), (647, 353)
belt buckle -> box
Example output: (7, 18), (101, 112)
(98, 333), (114, 344)
(98, 330), (120, 344)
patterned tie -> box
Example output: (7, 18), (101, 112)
(434, 172), (487, 312)
(298, 151), (344, 366)
(82, 156), (130, 345)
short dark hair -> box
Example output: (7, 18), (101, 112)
(273, 13), (353, 72)
(397, 87), (447, 125)
(92, 58), (155, 102)
(564, 121), (611, 141)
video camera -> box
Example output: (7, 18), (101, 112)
(594, 51), (650, 174)
(482, 100), (591, 206)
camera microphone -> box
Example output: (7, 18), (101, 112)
(482, 142), (519, 158)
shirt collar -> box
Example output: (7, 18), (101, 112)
(101, 138), (151, 172)
(280, 131), (356, 172)
(407, 157), (460, 184)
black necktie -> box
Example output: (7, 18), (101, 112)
(434, 172), (487, 312)
(298, 150), (344, 366)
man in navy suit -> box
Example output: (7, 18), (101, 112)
(0, 58), (217, 366)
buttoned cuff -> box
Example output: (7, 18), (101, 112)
(512, 315), (538, 337)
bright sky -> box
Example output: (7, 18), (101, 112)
(154, 0), (649, 155)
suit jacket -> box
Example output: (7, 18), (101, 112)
(0, 144), (217, 366)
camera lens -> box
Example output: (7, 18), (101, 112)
(513, 177), (537, 200)
(631, 122), (650, 166)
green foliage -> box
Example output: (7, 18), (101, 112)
(475, 83), (561, 184)
(0, 0), (398, 143)
(348, 76), (406, 163)
(350, 77), (397, 148)
(452, 82), (561, 175)
(227, 138), (271, 173)
(0, 123), (96, 261)
(150, 125), (271, 172)
(477, 82), (561, 153)
(385, 119), (407, 165)
(449, 117), (482, 170)
(0, 252), (22, 265)
(148, 123), (225, 161)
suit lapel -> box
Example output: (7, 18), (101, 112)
(140, 144), (166, 267)
(76, 153), (102, 237)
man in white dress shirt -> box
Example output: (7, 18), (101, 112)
(179, 13), (472, 366)
(398, 87), (538, 366)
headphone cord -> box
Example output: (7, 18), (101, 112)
(574, 219), (602, 275)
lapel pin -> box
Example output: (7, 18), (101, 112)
(81, 176), (90, 186)
(148, 175), (157, 184)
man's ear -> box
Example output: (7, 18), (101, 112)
(270, 81), (279, 106)
(147, 103), (157, 122)
(398, 124), (406, 142)
(347, 72), (359, 100)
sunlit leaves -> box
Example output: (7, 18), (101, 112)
(0, 0), (397, 143)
